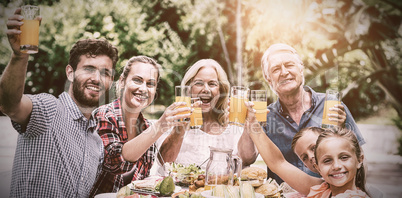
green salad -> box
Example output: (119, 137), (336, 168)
(166, 163), (205, 186)
(169, 163), (205, 175)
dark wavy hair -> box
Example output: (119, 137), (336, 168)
(314, 128), (368, 195)
(68, 38), (119, 71)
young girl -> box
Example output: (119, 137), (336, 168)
(244, 102), (370, 197)
(308, 128), (368, 197)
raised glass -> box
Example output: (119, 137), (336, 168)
(229, 86), (249, 126)
(321, 89), (342, 129)
(20, 5), (40, 54)
(190, 97), (203, 129)
(175, 86), (191, 122)
(250, 90), (267, 122)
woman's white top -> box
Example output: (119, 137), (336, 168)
(155, 124), (243, 175)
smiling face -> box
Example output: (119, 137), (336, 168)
(190, 67), (220, 113)
(120, 62), (158, 113)
(69, 55), (114, 108)
(266, 52), (304, 96)
(294, 130), (320, 173)
(314, 137), (363, 192)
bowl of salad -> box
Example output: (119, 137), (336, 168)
(165, 163), (205, 187)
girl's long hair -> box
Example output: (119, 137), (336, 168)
(314, 128), (368, 195)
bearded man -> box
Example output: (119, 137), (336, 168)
(0, 8), (118, 197)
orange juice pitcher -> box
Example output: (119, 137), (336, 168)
(205, 147), (242, 189)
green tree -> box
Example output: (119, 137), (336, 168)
(1, 0), (194, 108)
(1, 0), (401, 123)
(243, 0), (402, 121)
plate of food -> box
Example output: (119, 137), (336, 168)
(171, 190), (204, 198)
(200, 190), (264, 198)
(94, 193), (117, 198)
(119, 176), (181, 197)
(254, 180), (280, 197)
(239, 167), (283, 198)
(116, 186), (157, 198)
(200, 184), (264, 198)
(165, 163), (205, 187)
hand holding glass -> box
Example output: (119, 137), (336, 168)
(229, 86), (249, 126)
(190, 97), (203, 129)
(175, 86), (191, 122)
(321, 89), (342, 129)
(250, 90), (267, 122)
(20, 5), (40, 54)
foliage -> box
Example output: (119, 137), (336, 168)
(1, 0), (193, 106)
(1, 0), (402, 123)
(242, 0), (402, 121)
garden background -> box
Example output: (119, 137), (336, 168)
(1, 0), (401, 197)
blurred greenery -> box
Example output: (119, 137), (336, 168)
(1, 0), (401, 125)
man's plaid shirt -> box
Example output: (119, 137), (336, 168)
(9, 92), (103, 198)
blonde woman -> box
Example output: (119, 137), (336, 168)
(156, 59), (253, 171)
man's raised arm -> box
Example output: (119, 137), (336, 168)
(0, 8), (37, 127)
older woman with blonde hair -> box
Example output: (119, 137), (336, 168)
(181, 59), (230, 126)
(156, 59), (252, 171)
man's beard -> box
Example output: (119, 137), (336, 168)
(72, 80), (107, 107)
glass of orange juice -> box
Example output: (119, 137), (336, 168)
(20, 5), (40, 54)
(250, 90), (267, 122)
(175, 86), (191, 122)
(229, 86), (249, 126)
(321, 89), (342, 129)
(190, 97), (203, 129)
